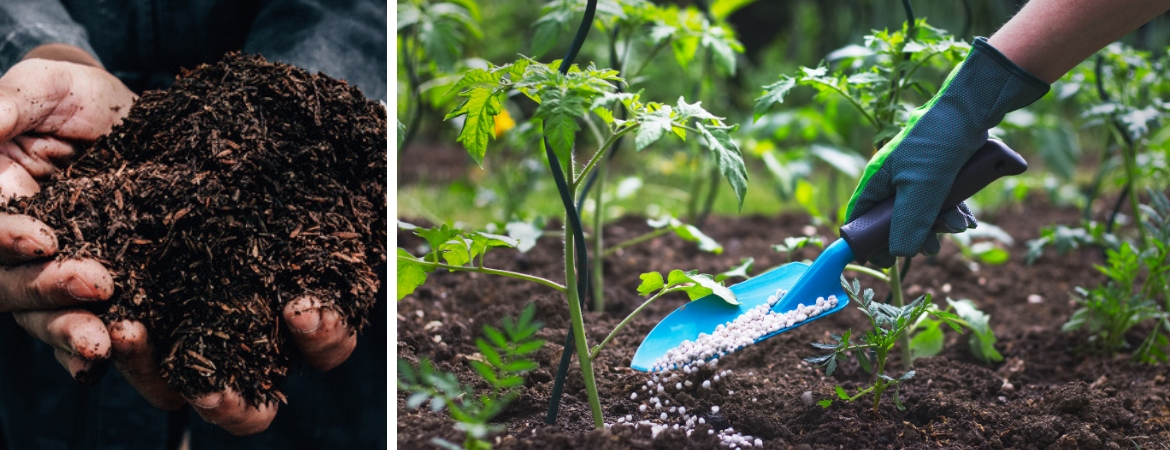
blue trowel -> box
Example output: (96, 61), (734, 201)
(631, 140), (1027, 371)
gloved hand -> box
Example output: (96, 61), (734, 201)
(845, 37), (1049, 268)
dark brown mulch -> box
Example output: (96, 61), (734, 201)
(397, 197), (1169, 449)
(7, 53), (387, 407)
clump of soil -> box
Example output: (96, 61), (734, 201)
(7, 53), (387, 406)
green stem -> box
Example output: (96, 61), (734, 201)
(845, 264), (890, 283)
(564, 220), (604, 428)
(696, 164), (720, 229)
(1121, 136), (1148, 250)
(604, 228), (671, 257)
(889, 257), (912, 368)
(573, 126), (637, 189)
(592, 160), (608, 312)
(591, 288), (676, 359)
(629, 41), (667, 81)
(400, 256), (567, 293)
(807, 80), (879, 129)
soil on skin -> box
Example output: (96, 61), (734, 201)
(397, 197), (1170, 449)
(7, 53), (387, 406)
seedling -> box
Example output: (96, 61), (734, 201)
(1063, 189), (1170, 363)
(398, 303), (544, 450)
(807, 278), (964, 414)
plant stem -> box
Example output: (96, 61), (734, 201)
(591, 288), (676, 359)
(592, 160), (608, 312)
(574, 126), (637, 189)
(889, 257), (912, 369)
(1121, 137), (1149, 250)
(696, 164), (720, 229)
(399, 256), (567, 293)
(564, 220), (604, 428)
(845, 264), (890, 283)
(604, 228), (671, 257)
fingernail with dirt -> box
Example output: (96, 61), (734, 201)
(192, 392), (223, 409)
(13, 237), (45, 257)
(291, 307), (322, 334)
(63, 276), (102, 301)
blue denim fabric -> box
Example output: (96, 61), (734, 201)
(0, 0), (386, 100)
(0, 1), (387, 448)
(0, 297), (387, 450)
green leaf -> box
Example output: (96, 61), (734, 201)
(715, 258), (754, 282)
(445, 87), (504, 165)
(505, 220), (543, 253)
(835, 385), (849, 400)
(680, 272), (738, 305)
(817, 399), (833, 408)
(638, 272), (665, 296)
(899, 370), (916, 381)
(476, 339), (504, 367)
(635, 105), (674, 151)
(445, 68), (502, 97)
(947, 298), (1004, 363)
(470, 232), (517, 261)
(397, 248), (430, 301)
(710, 0), (756, 19)
(672, 35), (700, 69)
(415, 224), (460, 256)
(855, 348), (873, 374)
(809, 144), (867, 178)
(909, 319), (944, 361)
(670, 222), (724, 254)
(503, 360), (539, 373)
(696, 122), (749, 211)
(396, 120), (406, 150)
(754, 77), (796, 123)
(439, 237), (474, 267)
(534, 89), (587, 161)
(469, 360), (497, 384)
(513, 340), (545, 355)
(666, 269), (691, 287)
(483, 325), (508, 349)
(702, 26), (741, 75)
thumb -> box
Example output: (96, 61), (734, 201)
(0, 60), (76, 143)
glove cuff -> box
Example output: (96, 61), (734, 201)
(964, 37), (1051, 127)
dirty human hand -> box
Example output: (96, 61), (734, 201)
(0, 45), (358, 436)
(0, 44), (133, 381)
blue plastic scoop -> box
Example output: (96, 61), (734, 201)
(631, 140), (1027, 371)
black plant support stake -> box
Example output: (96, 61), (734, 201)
(546, 0), (598, 426)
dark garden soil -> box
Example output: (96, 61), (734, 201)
(397, 196), (1170, 449)
(7, 53), (387, 406)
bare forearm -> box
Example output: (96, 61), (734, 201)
(989, 0), (1170, 83)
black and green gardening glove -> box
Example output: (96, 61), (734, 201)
(845, 37), (1050, 268)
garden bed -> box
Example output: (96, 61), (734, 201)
(397, 198), (1169, 449)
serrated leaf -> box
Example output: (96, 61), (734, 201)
(535, 88), (587, 161)
(445, 87), (504, 165)
(476, 339), (504, 367)
(697, 122), (749, 211)
(415, 224), (460, 255)
(754, 77), (796, 122)
(470, 232), (517, 261)
(635, 105), (674, 151)
(638, 272), (665, 296)
(672, 35), (700, 69)
(817, 399), (833, 408)
(835, 385), (849, 400)
(397, 248), (430, 301)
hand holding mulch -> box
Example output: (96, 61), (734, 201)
(1, 53), (386, 435)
